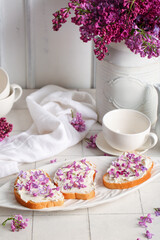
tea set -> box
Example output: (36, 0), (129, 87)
(96, 109), (158, 156)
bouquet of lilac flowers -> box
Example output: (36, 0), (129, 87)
(52, 0), (160, 60)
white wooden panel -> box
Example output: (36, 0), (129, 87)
(31, 0), (93, 89)
(24, 0), (35, 88)
(0, 0), (94, 89)
(0, 0), (26, 88)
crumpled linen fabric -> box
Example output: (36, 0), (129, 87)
(0, 85), (97, 178)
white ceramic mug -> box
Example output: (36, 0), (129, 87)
(0, 67), (10, 100)
(102, 109), (158, 152)
(0, 84), (22, 117)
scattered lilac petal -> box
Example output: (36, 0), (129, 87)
(154, 208), (160, 216)
(50, 159), (57, 163)
(85, 134), (97, 148)
(145, 230), (154, 239)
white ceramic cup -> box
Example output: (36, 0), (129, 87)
(0, 67), (10, 100)
(102, 109), (158, 152)
(0, 84), (22, 117)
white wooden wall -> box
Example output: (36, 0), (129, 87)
(0, 0), (94, 89)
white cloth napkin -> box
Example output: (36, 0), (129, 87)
(0, 85), (97, 178)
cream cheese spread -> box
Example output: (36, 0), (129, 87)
(105, 152), (152, 183)
(53, 159), (96, 193)
(15, 169), (64, 203)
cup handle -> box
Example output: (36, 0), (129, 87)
(11, 84), (23, 102)
(138, 132), (158, 151)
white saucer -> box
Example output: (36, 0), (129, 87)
(96, 132), (152, 156)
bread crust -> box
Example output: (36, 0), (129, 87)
(14, 173), (64, 209)
(54, 171), (96, 200)
(103, 162), (154, 189)
(62, 190), (95, 200)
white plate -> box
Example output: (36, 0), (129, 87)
(0, 156), (160, 211)
(96, 132), (152, 156)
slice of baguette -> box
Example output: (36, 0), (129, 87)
(14, 169), (64, 209)
(53, 159), (96, 200)
(103, 152), (154, 189)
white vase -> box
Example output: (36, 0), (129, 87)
(96, 42), (160, 126)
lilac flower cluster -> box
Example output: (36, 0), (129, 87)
(107, 152), (147, 179)
(2, 214), (29, 232)
(0, 117), (13, 141)
(16, 170), (60, 198)
(85, 134), (97, 148)
(55, 159), (94, 190)
(70, 111), (86, 132)
(52, 0), (160, 60)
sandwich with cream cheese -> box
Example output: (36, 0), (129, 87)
(103, 152), (154, 189)
(14, 169), (64, 209)
(53, 159), (96, 200)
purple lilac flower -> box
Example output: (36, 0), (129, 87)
(139, 221), (147, 228)
(52, 0), (160, 60)
(145, 214), (153, 223)
(0, 117), (13, 141)
(2, 215), (29, 232)
(50, 159), (57, 163)
(154, 208), (160, 216)
(70, 111), (86, 132)
(139, 214), (153, 228)
(145, 230), (154, 239)
(125, 28), (160, 58)
(85, 134), (97, 148)
(141, 165), (147, 172)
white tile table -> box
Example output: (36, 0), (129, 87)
(0, 89), (160, 240)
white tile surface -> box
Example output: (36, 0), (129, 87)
(139, 182), (160, 213)
(89, 214), (143, 240)
(33, 215), (90, 240)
